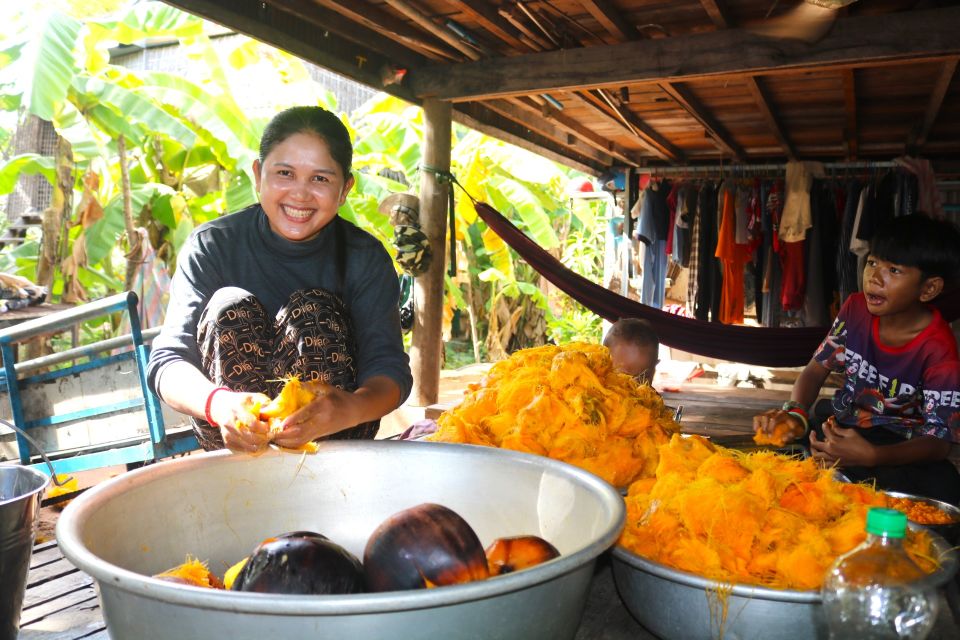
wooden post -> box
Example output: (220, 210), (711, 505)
(411, 98), (451, 406)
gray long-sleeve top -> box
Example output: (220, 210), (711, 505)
(146, 205), (412, 404)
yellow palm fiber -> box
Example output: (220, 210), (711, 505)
(428, 342), (679, 487)
(619, 434), (940, 590)
(255, 376), (329, 453)
(154, 557), (224, 589)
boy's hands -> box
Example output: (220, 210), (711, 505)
(753, 409), (806, 446)
(208, 390), (272, 453)
(809, 417), (876, 467)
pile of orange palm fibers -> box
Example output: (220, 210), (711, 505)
(428, 343), (679, 488)
(619, 434), (940, 590)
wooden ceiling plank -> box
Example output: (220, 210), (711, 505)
(567, 91), (674, 162)
(504, 97), (639, 165)
(453, 103), (605, 175)
(497, 6), (553, 50)
(909, 57), (959, 148)
(594, 89), (685, 161)
(745, 76), (796, 160)
(658, 82), (744, 160)
(577, 0), (637, 42)
(409, 6), (960, 100)
(308, 0), (454, 61)
(841, 68), (858, 159)
(161, 0), (423, 100)
(484, 99), (614, 165)
(447, 0), (533, 52)
(698, 0), (732, 29)
(513, 2), (561, 48)
(382, 0), (482, 60)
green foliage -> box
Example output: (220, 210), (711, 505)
(0, 154), (56, 195)
(0, 1), (606, 363)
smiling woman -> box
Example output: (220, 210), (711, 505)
(146, 106), (412, 454)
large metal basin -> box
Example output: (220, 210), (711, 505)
(611, 528), (958, 640)
(57, 441), (624, 640)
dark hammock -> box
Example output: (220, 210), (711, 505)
(474, 201), (960, 368)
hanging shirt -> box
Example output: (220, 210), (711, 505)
(837, 181), (863, 303)
(715, 183), (751, 324)
(780, 161), (825, 242)
(812, 293), (960, 443)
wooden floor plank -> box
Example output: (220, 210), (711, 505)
(30, 544), (66, 569)
(28, 556), (83, 587)
(23, 570), (93, 610)
(17, 603), (107, 640)
(20, 586), (99, 627)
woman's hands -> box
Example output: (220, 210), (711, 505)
(270, 384), (359, 449)
(207, 389), (272, 453)
(809, 417), (876, 467)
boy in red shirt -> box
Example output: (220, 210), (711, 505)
(754, 215), (960, 504)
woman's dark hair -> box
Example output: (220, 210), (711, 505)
(259, 106), (353, 176)
(869, 214), (960, 282)
(603, 318), (659, 350)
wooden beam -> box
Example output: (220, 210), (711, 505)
(310, 0), (457, 61)
(698, 0), (732, 29)
(841, 68), (858, 159)
(447, 0), (532, 51)
(745, 76), (796, 160)
(502, 97), (638, 165)
(382, 0), (482, 61)
(162, 0), (423, 101)
(409, 6), (960, 100)
(482, 99), (613, 165)
(497, 5), (553, 50)
(574, 90), (683, 162)
(577, 0), (637, 42)
(909, 57), (959, 148)
(411, 98), (451, 406)
(453, 103), (607, 175)
(658, 82), (744, 160)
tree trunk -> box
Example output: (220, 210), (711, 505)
(36, 133), (73, 291)
(118, 136), (143, 294)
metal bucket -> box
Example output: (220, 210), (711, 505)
(0, 464), (50, 640)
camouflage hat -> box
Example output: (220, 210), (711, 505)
(393, 224), (432, 276)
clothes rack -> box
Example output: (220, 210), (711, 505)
(642, 160), (898, 176)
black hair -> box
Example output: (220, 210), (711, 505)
(868, 214), (960, 282)
(259, 106), (353, 176)
(603, 318), (659, 350)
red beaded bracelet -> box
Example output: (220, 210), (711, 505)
(204, 386), (231, 426)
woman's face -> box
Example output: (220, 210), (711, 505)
(253, 131), (354, 242)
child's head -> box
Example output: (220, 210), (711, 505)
(864, 215), (960, 313)
(603, 318), (659, 383)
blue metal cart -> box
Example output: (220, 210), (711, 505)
(0, 291), (198, 475)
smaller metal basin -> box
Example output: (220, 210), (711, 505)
(885, 491), (960, 546)
(611, 525), (958, 640)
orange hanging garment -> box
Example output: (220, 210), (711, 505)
(715, 185), (752, 324)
